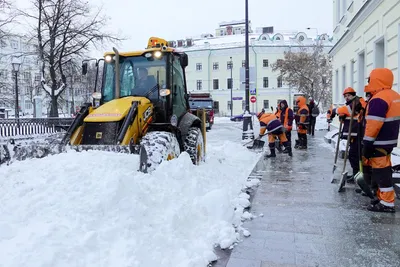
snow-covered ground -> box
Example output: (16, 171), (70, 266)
(0, 121), (262, 267)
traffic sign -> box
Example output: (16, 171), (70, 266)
(250, 88), (257, 95)
(250, 96), (257, 103)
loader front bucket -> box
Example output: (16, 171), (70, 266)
(0, 141), (141, 167)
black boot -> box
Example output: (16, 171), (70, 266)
(299, 135), (307, 149)
(294, 139), (300, 149)
(283, 146), (292, 157)
(367, 202), (395, 213)
(265, 148), (276, 158)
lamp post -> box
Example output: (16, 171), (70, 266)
(12, 57), (21, 124)
(242, 0), (254, 140)
(230, 56), (233, 118)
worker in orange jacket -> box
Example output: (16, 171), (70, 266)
(330, 87), (366, 181)
(362, 68), (400, 213)
(294, 96), (309, 149)
(278, 100), (294, 153)
(256, 110), (292, 157)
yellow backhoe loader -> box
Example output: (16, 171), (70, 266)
(0, 37), (207, 172)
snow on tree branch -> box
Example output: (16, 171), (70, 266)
(271, 44), (332, 108)
(18, 0), (124, 117)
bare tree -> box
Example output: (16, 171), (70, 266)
(271, 44), (332, 107)
(0, 0), (18, 43)
(84, 61), (103, 101)
(19, 0), (122, 117)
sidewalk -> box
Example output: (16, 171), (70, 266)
(225, 131), (400, 267)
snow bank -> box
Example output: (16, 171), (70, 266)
(0, 136), (259, 267)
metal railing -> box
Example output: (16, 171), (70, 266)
(0, 118), (74, 137)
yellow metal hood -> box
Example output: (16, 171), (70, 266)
(84, 96), (149, 122)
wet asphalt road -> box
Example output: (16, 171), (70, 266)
(218, 130), (400, 267)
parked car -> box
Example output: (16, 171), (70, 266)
(230, 112), (256, 122)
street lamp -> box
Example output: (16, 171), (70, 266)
(242, 0), (254, 140)
(11, 57), (22, 122)
(230, 56), (233, 118)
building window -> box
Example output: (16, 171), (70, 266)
(196, 80), (202, 90)
(213, 62), (219, 70)
(298, 35), (305, 42)
(227, 101), (232, 110)
(25, 100), (32, 110)
(335, 69), (339, 103)
(35, 73), (41, 81)
(227, 61), (233, 69)
(227, 78), (232, 89)
(374, 38), (385, 68)
(277, 76), (283, 88)
(341, 0), (347, 17)
(276, 59), (283, 65)
(342, 65), (346, 92)
(213, 79), (219, 90)
(263, 77), (269, 88)
(263, 59), (269, 67)
(322, 76), (327, 85)
(242, 60), (246, 67)
(11, 40), (18, 49)
(196, 63), (202, 71)
(350, 60), (354, 87)
(0, 69), (7, 79)
(213, 101), (219, 113)
(263, 100), (270, 109)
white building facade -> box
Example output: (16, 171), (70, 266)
(171, 22), (334, 116)
(329, 0), (400, 105)
(329, 0), (400, 146)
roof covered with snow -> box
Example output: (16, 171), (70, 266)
(170, 31), (334, 52)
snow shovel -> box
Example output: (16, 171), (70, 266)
(354, 117), (374, 199)
(338, 100), (356, 192)
(330, 120), (343, 183)
(247, 139), (265, 150)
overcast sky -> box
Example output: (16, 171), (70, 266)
(15, 0), (333, 57)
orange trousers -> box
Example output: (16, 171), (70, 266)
(363, 148), (395, 207)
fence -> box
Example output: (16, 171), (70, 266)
(0, 118), (74, 137)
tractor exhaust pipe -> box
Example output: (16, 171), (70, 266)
(112, 47), (120, 99)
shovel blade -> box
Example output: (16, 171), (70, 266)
(249, 140), (265, 150)
(355, 172), (375, 199)
(338, 171), (347, 192)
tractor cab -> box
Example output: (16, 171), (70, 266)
(82, 37), (189, 124)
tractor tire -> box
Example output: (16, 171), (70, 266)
(184, 127), (205, 165)
(139, 131), (180, 173)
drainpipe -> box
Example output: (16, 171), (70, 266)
(207, 48), (212, 92)
(251, 44), (258, 113)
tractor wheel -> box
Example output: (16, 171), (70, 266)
(139, 131), (180, 173)
(184, 127), (205, 165)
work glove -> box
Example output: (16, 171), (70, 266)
(354, 98), (363, 114)
(339, 114), (347, 122)
(362, 143), (375, 159)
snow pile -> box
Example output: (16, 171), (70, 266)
(0, 137), (260, 267)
